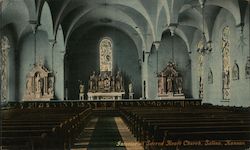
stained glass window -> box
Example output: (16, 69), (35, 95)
(99, 37), (113, 72)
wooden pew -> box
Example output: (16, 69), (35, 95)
(0, 106), (92, 149)
(119, 106), (250, 149)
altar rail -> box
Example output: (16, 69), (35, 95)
(1, 99), (202, 109)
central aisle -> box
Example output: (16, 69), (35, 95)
(71, 116), (143, 150)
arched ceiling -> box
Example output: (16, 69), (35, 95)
(1, 0), (248, 57)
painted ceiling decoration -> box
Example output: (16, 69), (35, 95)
(0, 0), (248, 59)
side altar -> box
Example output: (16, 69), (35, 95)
(23, 62), (54, 101)
(158, 61), (185, 99)
(87, 71), (125, 100)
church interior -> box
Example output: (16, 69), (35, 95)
(1, 0), (250, 149)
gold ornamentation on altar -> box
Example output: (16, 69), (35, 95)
(23, 61), (54, 101)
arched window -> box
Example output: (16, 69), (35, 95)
(99, 37), (113, 72)
(222, 26), (230, 100)
(1, 36), (10, 101)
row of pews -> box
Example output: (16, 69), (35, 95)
(0, 104), (92, 149)
(120, 105), (250, 150)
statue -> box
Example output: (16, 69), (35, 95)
(89, 71), (96, 91)
(176, 76), (183, 94)
(158, 77), (162, 94)
(129, 82), (133, 93)
(232, 61), (239, 80)
(79, 81), (84, 100)
(115, 71), (123, 92)
(35, 73), (41, 93)
(166, 76), (173, 93)
(208, 68), (213, 84)
(111, 75), (115, 92)
(98, 73), (104, 91)
(26, 78), (32, 95)
(79, 81), (84, 93)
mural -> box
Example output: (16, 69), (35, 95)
(0, 36), (10, 101)
(222, 26), (230, 100)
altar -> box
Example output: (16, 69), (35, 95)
(85, 70), (127, 100)
(87, 92), (125, 100)
(157, 61), (185, 100)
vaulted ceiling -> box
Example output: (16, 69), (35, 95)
(1, 0), (249, 57)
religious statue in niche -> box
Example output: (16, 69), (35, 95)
(0, 36), (10, 101)
(157, 61), (185, 99)
(208, 68), (213, 84)
(23, 60), (54, 101)
(222, 26), (231, 100)
(245, 56), (250, 79)
(232, 60), (239, 80)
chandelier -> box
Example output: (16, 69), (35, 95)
(197, 0), (212, 54)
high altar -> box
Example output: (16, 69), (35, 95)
(87, 71), (125, 100)
(23, 62), (54, 101)
(157, 61), (185, 99)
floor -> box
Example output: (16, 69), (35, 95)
(71, 116), (144, 150)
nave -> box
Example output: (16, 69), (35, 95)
(1, 100), (250, 150)
(71, 115), (143, 150)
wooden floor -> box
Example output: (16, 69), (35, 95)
(71, 116), (143, 150)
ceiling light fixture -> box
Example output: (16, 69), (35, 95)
(197, 1), (212, 54)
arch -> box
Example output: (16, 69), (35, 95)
(161, 26), (191, 53)
(54, 1), (155, 46)
(178, 8), (210, 41)
(23, 0), (37, 20)
(0, 0), (29, 38)
(65, 21), (142, 60)
(40, 1), (54, 40)
(206, 0), (241, 26)
(65, 7), (146, 57)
